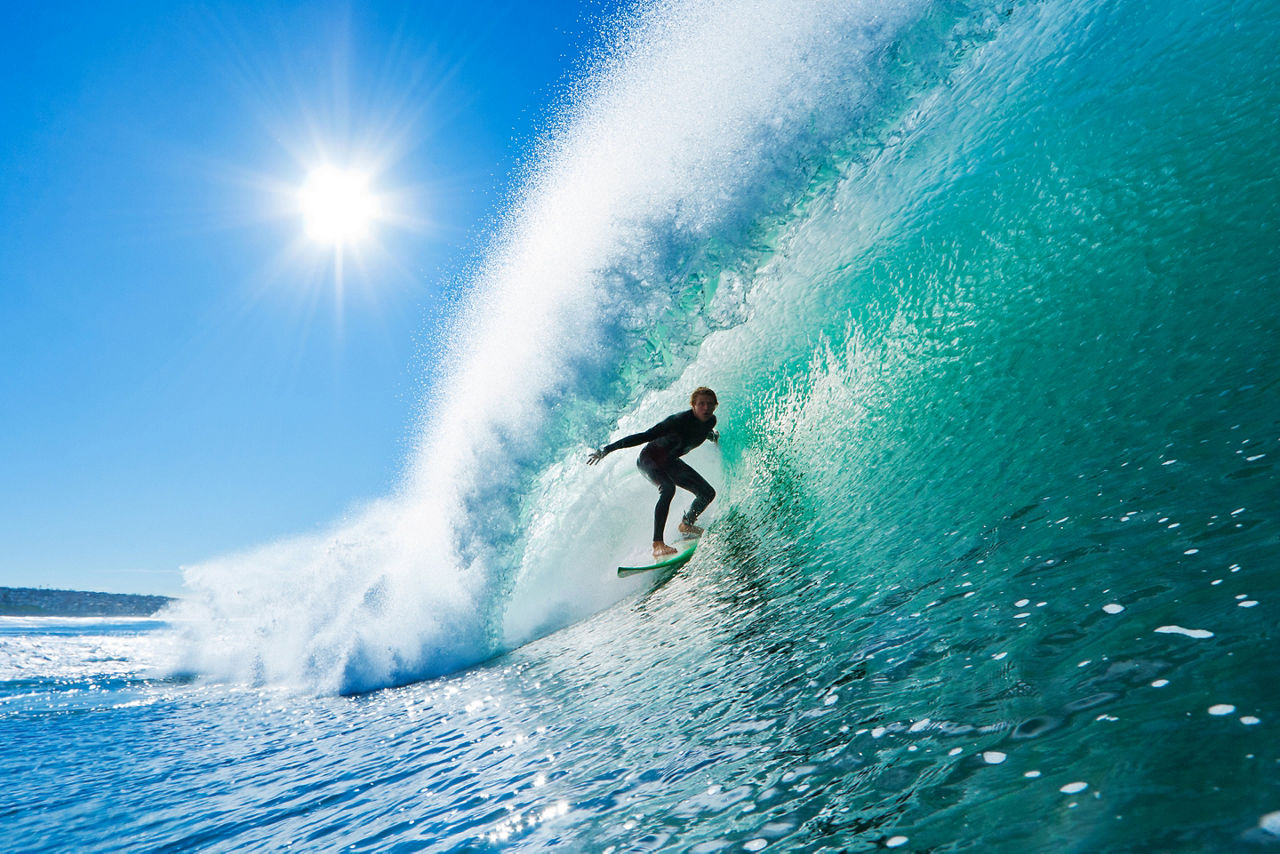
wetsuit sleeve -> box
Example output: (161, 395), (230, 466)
(602, 413), (682, 453)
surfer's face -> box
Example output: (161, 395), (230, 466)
(691, 396), (717, 421)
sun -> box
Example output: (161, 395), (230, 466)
(298, 165), (380, 246)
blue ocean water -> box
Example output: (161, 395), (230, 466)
(6, 0), (1278, 849)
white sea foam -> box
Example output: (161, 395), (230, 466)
(1154, 625), (1214, 639)
(0, 617), (176, 683)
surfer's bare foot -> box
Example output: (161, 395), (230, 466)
(678, 522), (704, 537)
(653, 541), (677, 558)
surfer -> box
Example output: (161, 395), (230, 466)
(587, 387), (720, 558)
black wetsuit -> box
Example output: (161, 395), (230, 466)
(603, 410), (718, 542)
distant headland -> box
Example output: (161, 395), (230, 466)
(0, 587), (173, 617)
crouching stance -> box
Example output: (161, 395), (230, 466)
(587, 387), (720, 558)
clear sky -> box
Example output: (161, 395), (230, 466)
(0, 1), (617, 596)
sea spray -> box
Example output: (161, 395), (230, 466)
(171, 497), (489, 693)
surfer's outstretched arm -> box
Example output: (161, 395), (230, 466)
(585, 420), (673, 465)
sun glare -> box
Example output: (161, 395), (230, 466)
(298, 166), (379, 246)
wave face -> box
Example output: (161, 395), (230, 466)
(174, 0), (1279, 724)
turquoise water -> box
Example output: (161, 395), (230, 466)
(6, 0), (1279, 849)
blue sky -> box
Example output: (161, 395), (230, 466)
(0, 1), (617, 596)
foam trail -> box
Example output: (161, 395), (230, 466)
(172, 0), (929, 693)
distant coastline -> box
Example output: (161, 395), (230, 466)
(0, 587), (173, 618)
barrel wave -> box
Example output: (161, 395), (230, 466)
(157, 0), (1280, 846)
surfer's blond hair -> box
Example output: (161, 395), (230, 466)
(690, 387), (718, 406)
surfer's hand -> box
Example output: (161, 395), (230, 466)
(709, 430), (719, 443)
(586, 448), (608, 465)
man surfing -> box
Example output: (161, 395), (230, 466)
(587, 387), (720, 559)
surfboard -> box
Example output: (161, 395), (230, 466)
(617, 539), (698, 577)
